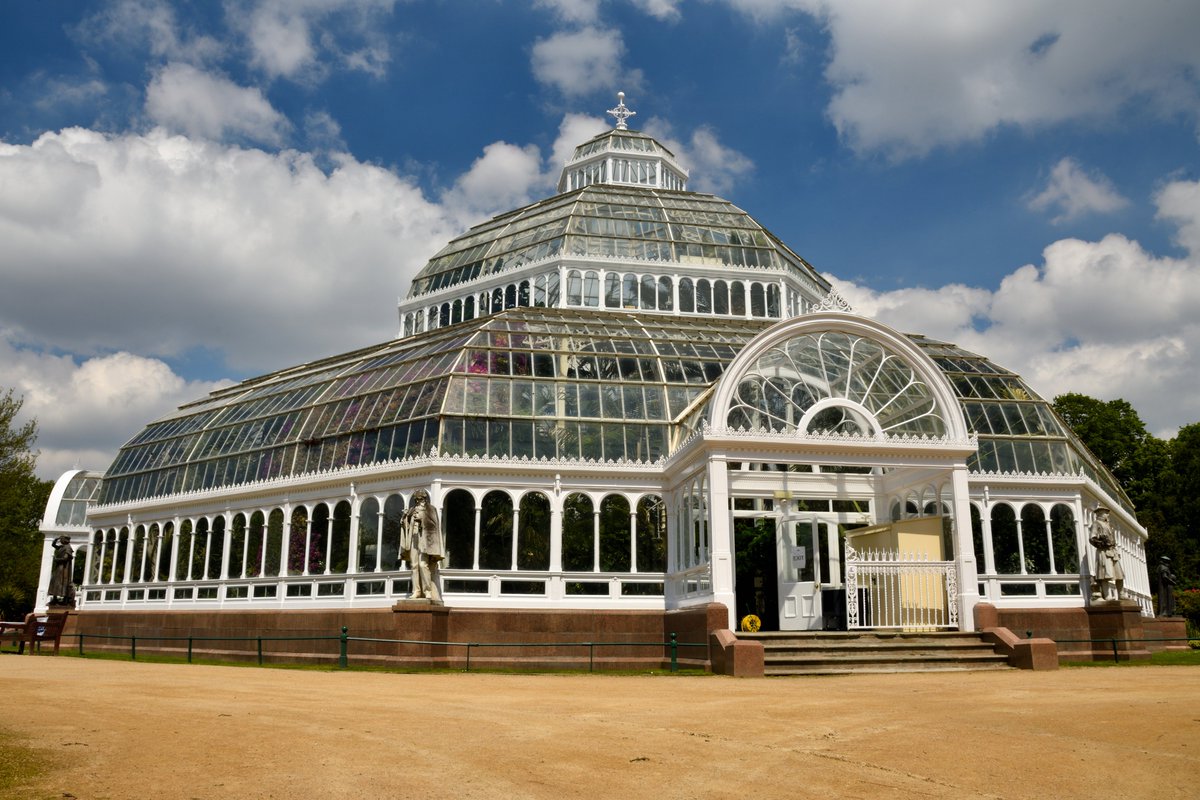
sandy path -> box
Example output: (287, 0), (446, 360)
(2, 656), (1197, 799)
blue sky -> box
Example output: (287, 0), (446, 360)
(1, 0), (1199, 478)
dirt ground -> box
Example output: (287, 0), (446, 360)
(2, 656), (1197, 800)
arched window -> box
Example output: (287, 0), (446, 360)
(287, 508), (307, 576)
(679, 277), (695, 313)
(444, 489), (476, 569)
(159, 522), (175, 581)
(546, 272), (560, 306)
(130, 525), (146, 583)
(492, 287), (504, 312)
(599, 495), (631, 572)
(518, 493), (551, 570)
(357, 497), (380, 572)
(480, 490), (514, 570)
(534, 274), (547, 307)
(246, 511), (265, 577)
(657, 276), (673, 311)
(750, 284), (766, 317)
(713, 280), (729, 315)
(1021, 504), (1050, 574)
(207, 516), (225, 579)
(991, 504), (1020, 574)
(464, 295), (475, 320)
(583, 271), (599, 307)
(439, 303), (451, 327)
(730, 281), (745, 316)
(567, 270), (583, 305)
(505, 284), (517, 309)
(229, 515), (246, 579)
(73, 545), (89, 586)
(519, 280), (531, 307)
(330, 501), (351, 574)
(726, 331), (948, 437)
(265, 510), (284, 576)
(696, 280), (712, 313)
(382, 495), (405, 570)
(768, 285), (782, 318)
(451, 299), (462, 324)
(1051, 504), (1079, 574)
(308, 504), (329, 574)
(176, 520), (193, 581)
(562, 493), (594, 572)
(144, 523), (161, 582)
(623, 273), (638, 308)
(636, 496), (666, 572)
(605, 273), (621, 308)
(640, 274), (657, 309)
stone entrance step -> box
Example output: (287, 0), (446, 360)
(738, 630), (1011, 676)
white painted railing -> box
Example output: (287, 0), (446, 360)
(845, 543), (958, 630)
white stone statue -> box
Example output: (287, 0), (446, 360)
(1088, 506), (1125, 602)
(400, 489), (445, 602)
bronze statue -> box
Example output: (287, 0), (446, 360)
(1157, 556), (1177, 617)
(1088, 506), (1125, 602)
(400, 489), (445, 602)
(47, 536), (76, 608)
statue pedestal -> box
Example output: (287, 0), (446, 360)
(1085, 600), (1150, 662)
(391, 600), (451, 668)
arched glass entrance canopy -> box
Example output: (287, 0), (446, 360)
(724, 329), (948, 438)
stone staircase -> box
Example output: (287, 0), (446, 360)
(739, 630), (1011, 676)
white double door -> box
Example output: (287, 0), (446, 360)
(776, 514), (843, 631)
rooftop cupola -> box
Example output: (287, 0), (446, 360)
(556, 92), (690, 193)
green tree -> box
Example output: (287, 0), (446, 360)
(1053, 393), (1200, 589)
(0, 389), (53, 620)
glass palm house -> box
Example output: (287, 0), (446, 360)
(37, 95), (1151, 637)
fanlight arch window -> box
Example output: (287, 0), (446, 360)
(726, 331), (947, 437)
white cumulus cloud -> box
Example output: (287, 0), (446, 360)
(145, 63), (290, 145)
(831, 178), (1200, 436)
(1027, 158), (1128, 223)
(531, 27), (638, 97)
(766, 0), (1200, 159)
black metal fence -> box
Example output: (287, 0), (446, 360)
(61, 629), (707, 672)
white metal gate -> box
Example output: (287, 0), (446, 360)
(844, 541), (958, 630)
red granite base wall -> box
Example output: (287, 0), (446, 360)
(974, 602), (1169, 663)
(63, 604), (726, 672)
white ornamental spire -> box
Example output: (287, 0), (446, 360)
(607, 91), (635, 130)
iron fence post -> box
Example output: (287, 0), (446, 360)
(670, 633), (678, 672)
(257, 637), (263, 665)
(187, 637), (193, 663)
(78, 633), (84, 656)
(131, 635), (137, 661)
(589, 642), (594, 672)
(339, 626), (348, 669)
(1112, 638), (1119, 663)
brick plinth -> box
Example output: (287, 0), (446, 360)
(974, 602), (1156, 663)
(64, 604), (725, 672)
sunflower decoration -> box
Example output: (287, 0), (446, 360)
(739, 614), (761, 633)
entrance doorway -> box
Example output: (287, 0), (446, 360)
(733, 499), (868, 631)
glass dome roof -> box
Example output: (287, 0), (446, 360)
(406, 183), (830, 301)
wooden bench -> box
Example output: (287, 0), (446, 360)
(0, 612), (68, 655)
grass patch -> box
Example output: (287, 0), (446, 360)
(1064, 648), (1200, 668)
(0, 731), (54, 800)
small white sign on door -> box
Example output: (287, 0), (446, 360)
(791, 545), (807, 569)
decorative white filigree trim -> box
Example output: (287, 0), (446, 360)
(706, 425), (978, 448)
(812, 289), (854, 313)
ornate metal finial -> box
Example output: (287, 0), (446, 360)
(608, 91), (636, 130)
